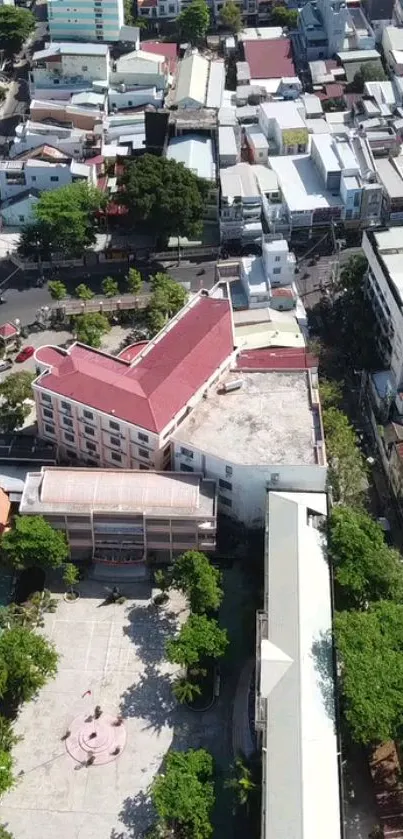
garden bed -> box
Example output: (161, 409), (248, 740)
(186, 662), (217, 712)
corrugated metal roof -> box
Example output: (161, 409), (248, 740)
(206, 60), (225, 109)
(174, 54), (209, 107)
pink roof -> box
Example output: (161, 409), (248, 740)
(35, 346), (68, 366)
(0, 322), (18, 339)
(141, 41), (177, 73)
(118, 341), (148, 363)
(236, 348), (318, 371)
(243, 38), (295, 80)
(36, 297), (233, 433)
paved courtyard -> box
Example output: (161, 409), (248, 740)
(0, 580), (199, 839)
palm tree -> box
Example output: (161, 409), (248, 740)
(226, 754), (258, 812)
(172, 676), (201, 704)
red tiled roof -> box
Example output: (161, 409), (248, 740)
(243, 38), (295, 80)
(141, 41), (177, 73)
(36, 297), (234, 433)
(236, 347), (318, 371)
(36, 346), (68, 366)
(0, 322), (18, 339)
(118, 341), (148, 362)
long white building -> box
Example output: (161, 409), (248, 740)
(47, 0), (124, 42)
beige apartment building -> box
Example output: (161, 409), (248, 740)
(33, 293), (235, 470)
(20, 468), (217, 566)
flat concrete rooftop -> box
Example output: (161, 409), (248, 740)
(173, 371), (317, 466)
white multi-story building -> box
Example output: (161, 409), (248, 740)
(47, 0), (124, 41)
(30, 43), (110, 99)
(0, 154), (96, 204)
(32, 293), (236, 469)
(239, 236), (296, 309)
(362, 228), (403, 386)
(172, 361), (326, 527)
(256, 489), (342, 839)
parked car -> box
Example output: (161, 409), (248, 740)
(15, 346), (34, 363)
(0, 359), (12, 372)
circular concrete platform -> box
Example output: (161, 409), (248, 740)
(65, 712), (127, 766)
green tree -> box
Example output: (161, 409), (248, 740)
(154, 569), (170, 593)
(172, 675), (202, 704)
(147, 306), (167, 336)
(0, 827), (14, 839)
(335, 601), (403, 743)
(178, 0), (209, 43)
(329, 506), (403, 609)
(48, 280), (67, 301)
(351, 62), (386, 92)
(0, 371), (34, 433)
(0, 6), (35, 55)
(1, 515), (68, 571)
(126, 267), (143, 294)
(124, 0), (134, 23)
(101, 276), (119, 298)
(75, 283), (94, 300)
(63, 563), (79, 597)
(269, 5), (298, 27)
(0, 751), (13, 797)
(151, 749), (215, 839)
(121, 155), (209, 242)
(0, 626), (58, 705)
(166, 613), (229, 667)
(73, 312), (110, 348)
(20, 183), (105, 260)
(219, 0), (242, 31)
(226, 754), (260, 813)
(323, 407), (367, 506)
(319, 378), (343, 409)
(172, 550), (223, 614)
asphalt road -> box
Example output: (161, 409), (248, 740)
(295, 246), (363, 308)
(0, 0), (48, 146)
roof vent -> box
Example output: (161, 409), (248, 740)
(222, 379), (243, 393)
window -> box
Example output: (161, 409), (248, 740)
(84, 425), (94, 436)
(354, 192), (361, 207)
(83, 409), (93, 420)
(169, 3), (175, 10)
(43, 408), (53, 420)
(219, 478), (232, 491)
(18, 215), (25, 223)
(44, 423), (55, 435)
(180, 446), (193, 459)
(41, 393), (51, 403)
(110, 435), (120, 447)
(82, 65), (88, 71)
(275, 255), (281, 262)
(160, 3), (165, 10)
(297, 144), (306, 153)
(218, 495), (232, 508)
(138, 432), (149, 443)
(60, 401), (71, 411)
(111, 451), (121, 463)
(139, 463), (149, 470)
(86, 441), (96, 452)
(110, 420), (119, 431)
(273, 267), (281, 275)
(66, 449), (76, 458)
(50, 176), (59, 182)
(53, 79), (60, 84)
(128, 100), (133, 106)
(180, 463), (194, 472)
(95, 11), (102, 16)
(138, 447), (149, 459)
(65, 432), (75, 443)
(225, 465), (232, 477)
(63, 417), (73, 428)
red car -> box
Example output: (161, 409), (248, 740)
(15, 346), (35, 363)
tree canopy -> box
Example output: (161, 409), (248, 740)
(219, 1), (242, 31)
(0, 371), (34, 433)
(48, 280), (67, 301)
(351, 62), (386, 92)
(166, 613), (228, 667)
(269, 5), (298, 27)
(177, 0), (210, 43)
(75, 283), (94, 300)
(147, 273), (187, 335)
(329, 506), (403, 609)
(323, 406), (367, 506)
(101, 277), (119, 298)
(121, 155), (208, 242)
(151, 749), (215, 839)
(335, 602), (403, 743)
(126, 267), (143, 294)
(172, 551), (223, 614)
(19, 184), (105, 260)
(1, 515), (68, 571)
(0, 626), (58, 705)
(0, 6), (35, 55)
(73, 312), (110, 348)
